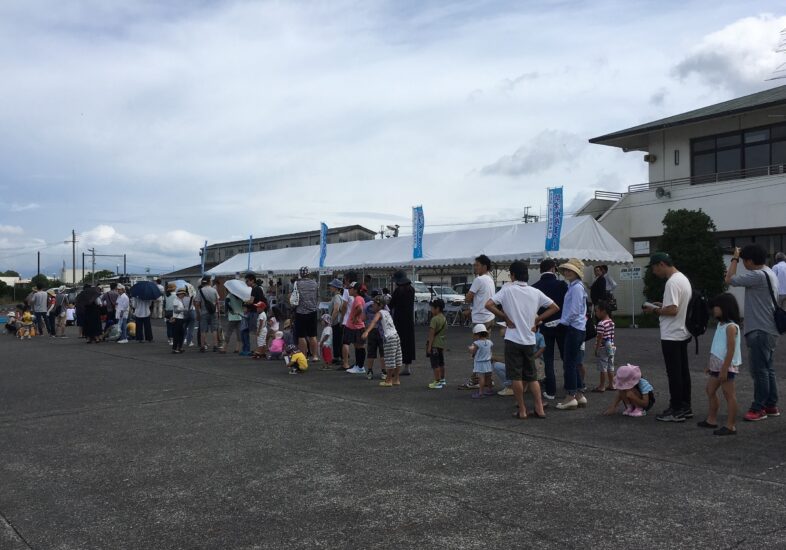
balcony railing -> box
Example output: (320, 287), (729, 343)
(593, 191), (624, 201)
(627, 163), (786, 193)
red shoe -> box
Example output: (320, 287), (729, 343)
(764, 406), (781, 417)
(743, 409), (768, 422)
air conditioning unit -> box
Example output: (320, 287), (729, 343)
(655, 187), (671, 199)
(644, 154), (657, 163)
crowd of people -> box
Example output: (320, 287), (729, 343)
(5, 244), (786, 433)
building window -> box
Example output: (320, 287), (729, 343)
(691, 122), (786, 183)
(633, 240), (650, 256)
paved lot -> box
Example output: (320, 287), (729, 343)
(2, 322), (786, 549)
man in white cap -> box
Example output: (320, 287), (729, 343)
(116, 284), (130, 343)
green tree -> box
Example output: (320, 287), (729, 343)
(643, 209), (726, 301)
(31, 274), (49, 288)
(80, 270), (116, 284)
(0, 270), (20, 277)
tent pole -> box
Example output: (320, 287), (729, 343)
(630, 263), (637, 329)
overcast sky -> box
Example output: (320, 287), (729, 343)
(1, 0), (785, 277)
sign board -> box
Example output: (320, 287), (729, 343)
(619, 266), (643, 280)
(319, 268), (333, 277)
(545, 187), (563, 252)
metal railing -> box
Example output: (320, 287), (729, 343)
(594, 191), (624, 201)
(627, 163), (786, 193)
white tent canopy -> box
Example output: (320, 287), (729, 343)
(207, 215), (633, 276)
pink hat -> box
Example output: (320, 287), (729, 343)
(613, 364), (642, 390)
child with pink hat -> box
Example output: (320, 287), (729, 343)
(603, 364), (655, 417)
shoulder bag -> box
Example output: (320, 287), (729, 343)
(763, 271), (786, 334)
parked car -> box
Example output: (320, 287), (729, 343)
(411, 281), (433, 303)
(430, 286), (465, 305)
(453, 282), (471, 296)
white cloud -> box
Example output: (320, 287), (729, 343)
(672, 14), (786, 94)
(480, 130), (587, 177)
(0, 225), (23, 235)
(10, 202), (40, 212)
(140, 229), (205, 255)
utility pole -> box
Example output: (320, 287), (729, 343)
(37, 251), (40, 277)
(82, 252), (85, 283)
(88, 248), (96, 284)
(522, 206), (539, 224)
(72, 230), (76, 285)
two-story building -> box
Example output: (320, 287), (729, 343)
(580, 84), (786, 314)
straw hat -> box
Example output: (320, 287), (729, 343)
(614, 364), (642, 391)
(558, 258), (585, 278)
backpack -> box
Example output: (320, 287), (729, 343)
(685, 291), (710, 354)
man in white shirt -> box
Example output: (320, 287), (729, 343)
(31, 283), (50, 336)
(153, 278), (165, 319)
(643, 253), (693, 423)
(486, 260), (559, 420)
(115, 284), (130, 343)
(465, 255), (496, 328)
(773, 252), (786, 310)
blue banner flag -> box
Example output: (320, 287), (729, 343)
(201, 240), (208, 275)
(545, 187), (563, 252)
(412, 206), (424, 259)
(319, 223), (328, 268)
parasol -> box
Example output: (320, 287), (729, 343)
(130, 280), (162, 301)
(224, 279), (251, 302)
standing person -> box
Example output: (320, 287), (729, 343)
(590, 266), (609, 308)
(389, 270), (416, 375)
(116, 284), (130, 343)
(54, 288), (69, 338)
(469, 324), (494, 398)
(294, 267), (319, 360)
(31, 283), (49, 337)
(726, 244), (781, 421)
(532, 259), (568, 400)
(102, 282), (119, 335)
(363, 295), (404, 388)
(46, 289), (58, 338)
(345, 282), (367, 374)
(338, 271), (358, 371)
(643, 252), (693, 423)
(195, 276), (220, 352)
(556, 259), (589, 411)
(485, 260), (559, 420)
(592, 301), (616, 393)
(170, 288), (187, 353)
(153, 278), (165, 319)
(164, 283), (177, 345)
(222, 290), (244, 354)
(182, 289), (196, 347)
(363, 291), (385, 380)
(773, 252), (786, 310)
(460, 254), (497, 389)
(241, 273), (267, 355)
(132, 293), (154, 343)
(328, 279), (344, 365)
(426, 298), (448, 389)
(697, 293), (741, 435)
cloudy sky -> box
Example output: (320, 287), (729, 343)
(1, 0), (785, 277)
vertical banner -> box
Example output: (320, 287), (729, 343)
(247, 235), (253, 272)
(201, 240), (208, 275)
(319, 222), (328, 268)
(412, 205), (424, 259)
(545, 187), (563, 252)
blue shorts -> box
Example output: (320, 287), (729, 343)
(709, 371), (737, 380)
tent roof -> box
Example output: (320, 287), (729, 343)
(207, 216), (633, 276)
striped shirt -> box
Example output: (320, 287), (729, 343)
(596, 318), (615, 343)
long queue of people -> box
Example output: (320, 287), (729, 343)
(5, 245), (785, 434)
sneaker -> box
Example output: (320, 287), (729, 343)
(458, 379), (479, 390)
(764, 406), (781, 417)
(381, 372), (387, 381)
(428, 380), (444, 389)
(288, 368), (299, 375)
(743, 409), (768, 422)
(656, 409), (686, 422)
(497, 387), (514, 396)
(622, 405), (634, 416)
(542, 392), (556, 400)
(628, 407), (646, 417)
(379, 381), (393, 387)
(470, 391), (486, 399)
(168, 339), (173, 345)
(347, 366), (366, 374)
(117, 339), (128, 344)
(188, 342), (194, 347)
(681, 408), (694, 419)
(366, 370), (374, 380)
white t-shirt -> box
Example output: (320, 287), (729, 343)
(341, 289), (352, 326)
(469, 274), (496, 323)
(660, 271), (692, 341)
(491, 282), (553, 345)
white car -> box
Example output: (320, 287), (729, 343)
(411, 281), (433, 303)
(430, 286), (465, 305)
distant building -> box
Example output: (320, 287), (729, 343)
(201, 225), (377, 265)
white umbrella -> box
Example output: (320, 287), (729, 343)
(224, 279), (251, 302)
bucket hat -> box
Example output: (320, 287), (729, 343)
(472, 323), (489, 334)
(558, 258), (585, 279)
(614, 364), (642, 390)
(328, 278), (343, 289)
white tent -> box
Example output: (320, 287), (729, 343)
(207, 215), (633, 276)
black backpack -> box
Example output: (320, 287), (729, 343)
(685, 291), (710, 354)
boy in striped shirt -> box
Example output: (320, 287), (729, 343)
(593, 300), (616, 392)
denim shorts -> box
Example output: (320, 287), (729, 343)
(709, 371), (737, 381)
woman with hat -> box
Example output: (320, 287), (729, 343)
(556, 258), (588, 410)
(164, 282), (177, 345)
(328, 278), (344, 365)
(171, 287), (188, 353)
(389, 270), (416, 374)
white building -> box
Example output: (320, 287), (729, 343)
(579, 84), (786, 314)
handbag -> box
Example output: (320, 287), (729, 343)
(289, 282), (300, 307)
(763, 271), (786, 334)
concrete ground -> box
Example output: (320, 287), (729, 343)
(1, 322), (786, 549)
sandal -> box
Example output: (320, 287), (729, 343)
(529, 410), (546, 419)
(697, 420), (718, 429)
(512, 409), (528, 419)
(590, 387), (606, 393)
(713, 426), (737, 436)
